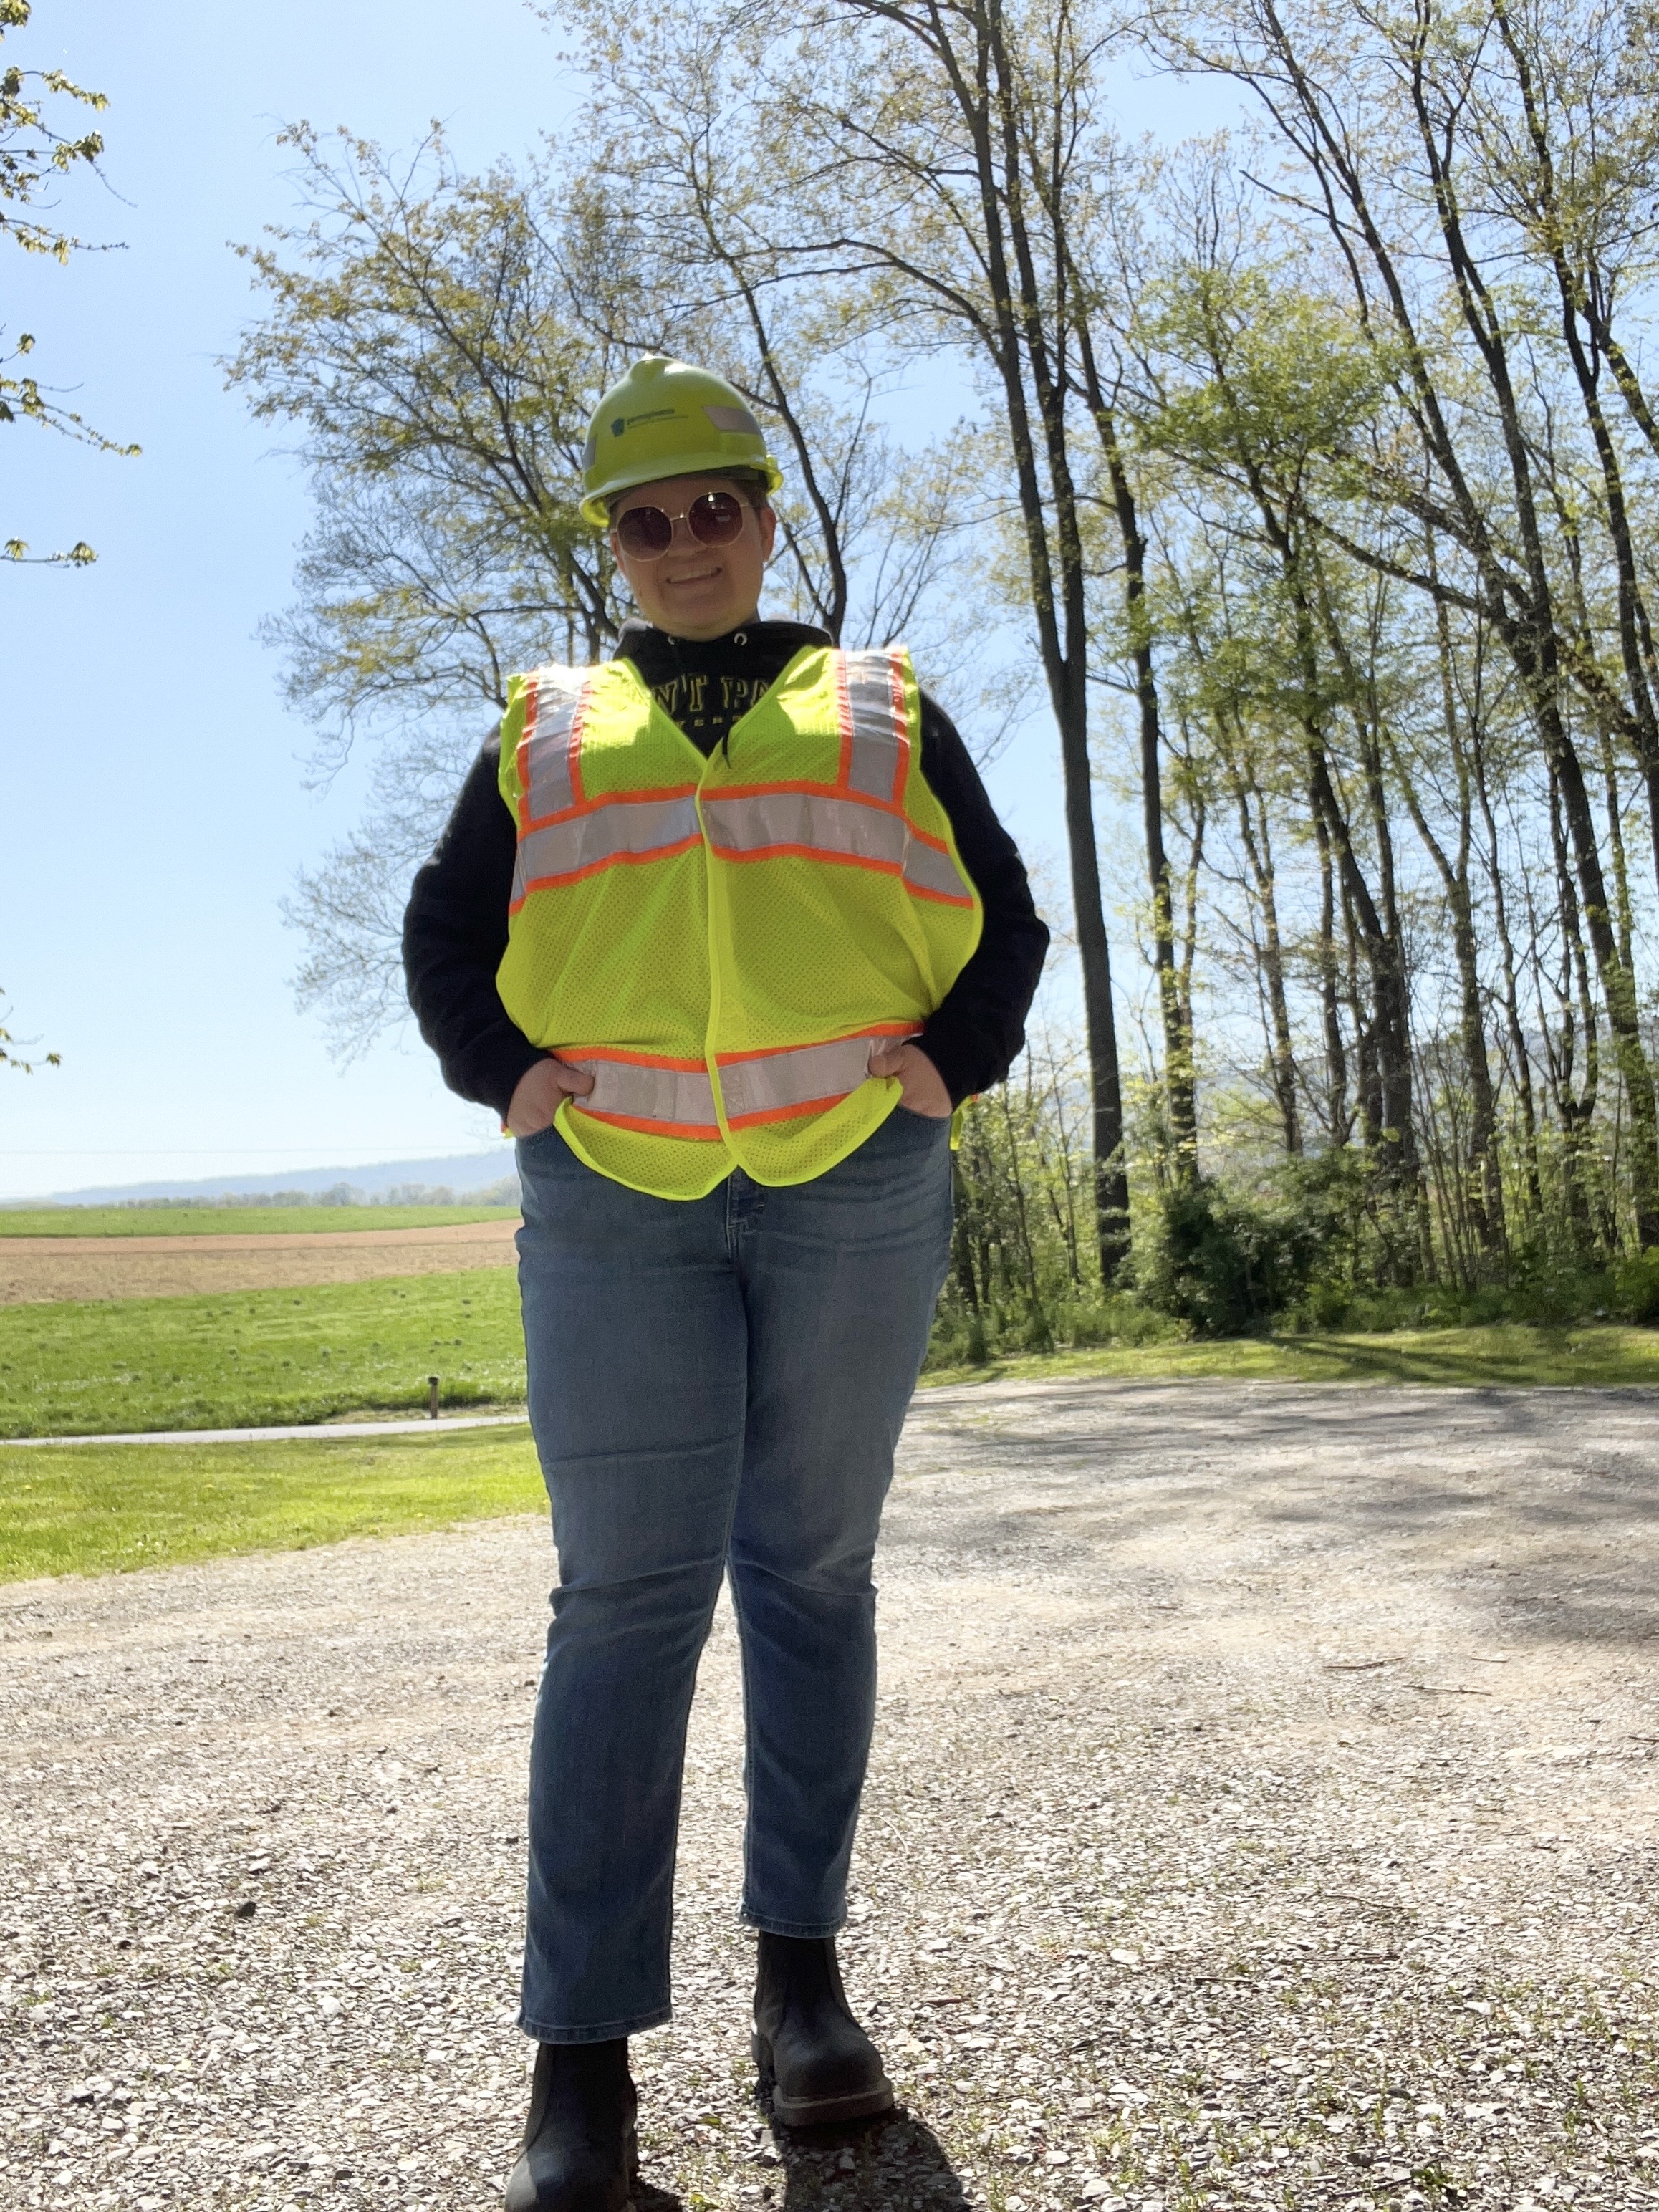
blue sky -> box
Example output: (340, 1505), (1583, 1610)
(1, 0), (1230, 1201)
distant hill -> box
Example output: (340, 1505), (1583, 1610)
(19, 1152), (520, 1208)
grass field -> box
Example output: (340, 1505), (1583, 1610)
(6, 1256), (1659, 1438)
(0, 1269), (525, 1437)
(0, 1424), (544, 1581)
(6, 1311), (1659, 1577)
(0, 1203), (517, 1238)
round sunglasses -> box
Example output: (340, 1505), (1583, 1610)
(612, 489), (748, 561)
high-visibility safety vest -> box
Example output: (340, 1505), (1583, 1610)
(495, 643), (984, 1199)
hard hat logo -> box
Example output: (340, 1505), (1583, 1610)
(579, 356), (784, 526)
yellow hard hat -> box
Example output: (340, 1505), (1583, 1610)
(579, 355), (784, 526)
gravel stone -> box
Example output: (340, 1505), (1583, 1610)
(4, 1376), (1658, 2212)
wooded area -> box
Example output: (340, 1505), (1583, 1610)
(227, 0), (1659, 1342)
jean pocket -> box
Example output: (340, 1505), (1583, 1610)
(515, 1118), (573, 1165)
(879, 1103), (953, 1154)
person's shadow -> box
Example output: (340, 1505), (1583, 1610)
(629, 2095), (967, 2209)
(766, 2102), (968, 2210)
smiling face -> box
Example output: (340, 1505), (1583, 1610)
(610, 472), (777, 641)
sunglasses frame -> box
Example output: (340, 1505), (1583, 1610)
(611, 489), (750, 562)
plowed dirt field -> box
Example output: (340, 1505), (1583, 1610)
(0, 1217), (520, 1304)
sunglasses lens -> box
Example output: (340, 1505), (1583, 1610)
(688, 491), (745, 546)
(616, 504), (673, 558)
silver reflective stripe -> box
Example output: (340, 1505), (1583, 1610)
(568, 1058), (720, 1133)
(701, 790), (909, 869)
(903, 837), (974, 904)
(720, 1032), (908, 1123)
(521, 667), (590, 822)
(841, 648), (908, 802)
(517, 794), (700, 887)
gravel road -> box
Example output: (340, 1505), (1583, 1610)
(5, 1376), (1658, 2212)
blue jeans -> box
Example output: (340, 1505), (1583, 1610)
(514, 1104), (954, 2043)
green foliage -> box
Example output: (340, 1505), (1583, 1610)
(224, 0), (1659, 1293)
(1, 0), (135, 567)
(1276, 1248), (1659, 1334)
(0, 0), (106, 261)
(226, 125), (617, 717)
(929, 1039), (1150, 1365)
(928, 1044), (1659, 1354)
(1139, 1173), (1329, 1336)
(230, 112), (1018, 1057)
(0, 1424), (543, 1581)
(1138, 256), (1399, 511)
(0, 1269), (526, 1438)
(1614, 1250), (1659, 1325)
(0, 981), (59, 1072)
(223, 128), (636, 1052)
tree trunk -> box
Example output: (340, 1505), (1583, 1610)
(1471, 728), (1543, 1228)
(1544, 768), (1602, 1260)
(1074, 332), (1198, 1185)
(1212, 0), (1659, 1246)
(1391, 587), (1505, 1261)
(1312, 806), (1350, 1148)
(1231, 765), (1302, 1155)
(923, 0), (1132, 1281)
(1398, 34), (1659, 1249)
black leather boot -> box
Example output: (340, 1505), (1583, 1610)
(504, 2039), (637, 2212)
(753, 1932), (893, 2127)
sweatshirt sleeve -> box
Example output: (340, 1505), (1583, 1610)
(915, 694), (1051, 1105)
(402, 732), (547, 1119)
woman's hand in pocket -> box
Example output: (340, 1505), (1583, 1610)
(506, 1054), (596, 1137)
(867, 1039), (953, 1118)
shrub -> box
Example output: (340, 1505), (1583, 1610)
(1615, 1251), (1659, 1326)
(1140, 1176), (1326, 1336)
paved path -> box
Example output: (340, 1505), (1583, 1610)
(4, 1377), (1658, 2212)
(0, 1411), (530, 1448)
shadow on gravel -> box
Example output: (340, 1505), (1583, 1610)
(767, 2105), (968, 2210)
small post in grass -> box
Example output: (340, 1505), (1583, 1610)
(428, 1375), (440, 1421)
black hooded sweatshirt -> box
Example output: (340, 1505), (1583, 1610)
(402, 618), (1049, 1117)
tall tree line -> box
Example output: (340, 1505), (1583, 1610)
(232, 0), (1659, 1287)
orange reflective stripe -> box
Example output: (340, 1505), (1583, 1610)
(837, 648), (910, 802)
(512, 792), (701, 903)
(717, 1027), (921, 1128)
(563, 1049), (722, 1138)
(519, 667), (592, 825)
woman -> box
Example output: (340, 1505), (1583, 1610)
(404, 356), (1047, 2212)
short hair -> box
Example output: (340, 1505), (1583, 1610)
(606, 467), (772, 523)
